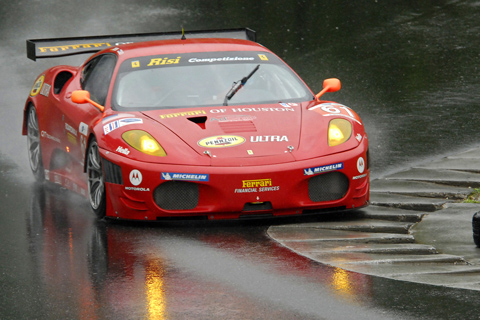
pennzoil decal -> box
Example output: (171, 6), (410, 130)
(30, 75), (45, 96)
(198, 135), (245, 148)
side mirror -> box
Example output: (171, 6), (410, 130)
(71, 90), (104, 112)
(315, 78), (341, 101)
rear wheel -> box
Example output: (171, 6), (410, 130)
(26, 106), (45, 182)
(86, 138), (106, 219)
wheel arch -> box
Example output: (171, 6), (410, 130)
(84, 133), (99, 173)
(22, 101), (36, 135)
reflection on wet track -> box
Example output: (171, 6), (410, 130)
(24, 183), (391, 319)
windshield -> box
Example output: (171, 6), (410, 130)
(112, 51), (313, 111)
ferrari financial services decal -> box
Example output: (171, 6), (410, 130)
(198, 135), (245, 148)
(161, 172), (209, 182)
(235, 178), (280, 193)
(103, 118), (143, 135)
(30, 75), (45, 97)
(304, 162), (343, 176)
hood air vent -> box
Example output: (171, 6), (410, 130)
(219, 121), (257, 133)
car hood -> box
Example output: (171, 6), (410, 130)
(141, 103), (302, 165)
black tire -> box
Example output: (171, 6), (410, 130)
(472, 212), (480, 247)
(26, 106), (45, 182)
(86, 137), (106, 219)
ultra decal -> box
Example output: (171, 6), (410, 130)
(250, 135), (288, 142)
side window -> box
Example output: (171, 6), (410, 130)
(81, 54), (116, 106)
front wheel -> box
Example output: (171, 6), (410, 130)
(86, 138), (106, 219)
(26, 106), (45, 182)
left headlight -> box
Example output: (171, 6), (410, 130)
(328, 119), (352, 147)
(122, 130), (167, 156)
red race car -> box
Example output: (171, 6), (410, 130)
(23, 28), (369, 221)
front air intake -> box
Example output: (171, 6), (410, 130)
(153, 181), (199, 210)
(308, 171), (349, 202)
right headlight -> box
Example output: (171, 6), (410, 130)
(328, 119), (352, 147)
(122, 130), (167, 157)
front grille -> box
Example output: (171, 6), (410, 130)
(153, 181), (199, 210)
(102, 159), (123, 185)
(308, 171), (349, 202)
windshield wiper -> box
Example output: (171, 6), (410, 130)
(223, 64), (260, 106)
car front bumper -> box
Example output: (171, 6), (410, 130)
(100, 145), (369, 221)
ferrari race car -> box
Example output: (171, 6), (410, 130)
(23, 28), (369, 221)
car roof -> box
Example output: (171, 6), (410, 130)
(103, 38), (269, 62)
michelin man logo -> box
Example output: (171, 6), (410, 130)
(129, 169), (143, 186)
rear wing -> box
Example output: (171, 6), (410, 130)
(27, 28), (256, 61)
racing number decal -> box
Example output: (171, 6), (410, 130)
(320, 104), (354, 117)
(30, 75), (45, 97)
(311, 103), (362, 125)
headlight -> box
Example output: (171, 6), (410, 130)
(122, 130), (167, 156)
(328, 119), (352, 147)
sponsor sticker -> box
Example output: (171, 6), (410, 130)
(188, 56), (255, 63)
(357, 157), (365, 174)
(30, 75), (45, 97)
(125, 186), (150, 191)
(235, 179), (280, 193)
(41, 130), (60, 143)
(38, 42), (111, 54)
(40, 83), (51, 97)
(116, 146), (130, 155)
(250, 135), (288, 142)
(353, 173), (368, 180)
(129, 169), (143, 186)
(79, 122), (88, 135)
(304, 162), (343, 176)
(160, 110), (206, 119)
(198, 135), (245, 148)
(101, 113), (135, 123)
(161, 172), (209, 182)
(103, 118), (143, 135)
(147, 57), (181, 66)
(65, 123), (77, 136)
